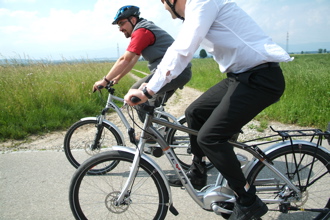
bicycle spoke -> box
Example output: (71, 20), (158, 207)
(249, 144), (330, 219)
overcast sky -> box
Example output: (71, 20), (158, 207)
(1, 0), (329, 60)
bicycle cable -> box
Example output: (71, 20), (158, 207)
(127, 105), (156, 140)
(95, 89), (108, 106)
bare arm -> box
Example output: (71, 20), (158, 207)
(93, 51), (140, 91)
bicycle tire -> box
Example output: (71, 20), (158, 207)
(166, 117), (214, 170)
(64, 119), (123, 172)
(247, 143), (330, 219)
(69, 150), (169, 220)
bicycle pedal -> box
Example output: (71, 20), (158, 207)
(212, 202), (233, 215)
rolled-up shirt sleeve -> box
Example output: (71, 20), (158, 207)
(147, 0), (218, 93)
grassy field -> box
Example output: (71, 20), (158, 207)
(0, 60), (135, 141)
(0, 54), (329, 141)
(262, 54), (329, 127)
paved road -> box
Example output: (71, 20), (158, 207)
(0, 150), (222, 220)
(1, 140), (329, 219)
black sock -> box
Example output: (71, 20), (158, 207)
(192, 155), (203, 164)
(236, 185), (256, 206)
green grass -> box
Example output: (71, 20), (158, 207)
(259, 54), (329, 128)
(0, 60), (135, 141)
(131, 69), (148, 78)
(0, 54), (329, 141)
(188, 58), (226, 91)
(132, 60), (150, 73)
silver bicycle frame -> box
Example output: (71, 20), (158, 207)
(104, 89), (186, 142)
(114, 112), (310, 211)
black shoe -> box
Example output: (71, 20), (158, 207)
(228, 196), (268, 220)
(168, 161), (207, 190)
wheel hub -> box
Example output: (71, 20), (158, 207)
(105, 191), (131, 213)
(85, 143), (101, 155)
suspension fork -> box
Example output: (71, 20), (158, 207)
(91, 109), (108, 150)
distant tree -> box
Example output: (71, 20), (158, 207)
(318, 48), (323, 53)
(301, 51), (304, 54)
(199, 49), (207, 58)
(323, 49), (327, 53)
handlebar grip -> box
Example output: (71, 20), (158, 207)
(131, 96), (141, 103)
(97, 85), (104, 90)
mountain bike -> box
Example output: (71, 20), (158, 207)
(69, 102), (330, 220)
(63, 82), (213, 172)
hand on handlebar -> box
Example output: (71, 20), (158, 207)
(124, 89), (148, 106)
(92, 79), (108, 93)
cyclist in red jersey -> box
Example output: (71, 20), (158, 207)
(93, 5), (192, 123)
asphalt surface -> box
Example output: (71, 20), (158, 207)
(0, 150), (221, 220)
(1, 140), (329, 220)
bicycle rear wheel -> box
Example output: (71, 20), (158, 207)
(69, 150), (169, 220)
(248, 143), (330, 219)
(64, 119), (123, 172)
(166, 117), (214, 170)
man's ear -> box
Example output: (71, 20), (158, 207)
(132, 16), (139, 25)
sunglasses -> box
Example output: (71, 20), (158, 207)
(117, 20), (128, 28)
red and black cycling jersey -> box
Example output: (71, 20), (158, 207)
(127, 28), (155, 55)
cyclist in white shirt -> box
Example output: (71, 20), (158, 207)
(125, 1), (293, 219)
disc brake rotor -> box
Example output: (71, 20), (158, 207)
(105, 191), (131, 213)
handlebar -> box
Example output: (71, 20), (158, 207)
(131, 96), (141, 103)
(94, 81), (149, 105)
(93, 81), (115, 93)
(97, 82), (141, 104)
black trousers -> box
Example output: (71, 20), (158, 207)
(185, 64), (285, 195)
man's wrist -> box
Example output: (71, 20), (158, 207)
(142, 87), (153, 99)
(103, 76), (110, 84)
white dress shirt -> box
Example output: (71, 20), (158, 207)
(147, 0), (293, 93)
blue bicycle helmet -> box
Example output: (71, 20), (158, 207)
(112, 5), (140, 25)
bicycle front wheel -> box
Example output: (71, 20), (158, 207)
(166, 117), (214, 170)
(248, 143), (330, 219)
(64, 119), (123, 170)
(69, 150), (169, 220)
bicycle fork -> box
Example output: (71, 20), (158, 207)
(91, 114), (106, 150)
(114, 115), (150, 206)
(115, 143), (143, 206)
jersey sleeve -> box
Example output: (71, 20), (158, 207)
(127, 28), (155, 55)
